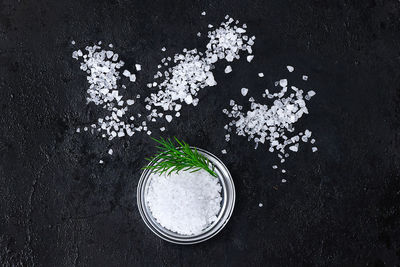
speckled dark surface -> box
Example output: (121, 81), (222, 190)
(1, 0), (400, 266)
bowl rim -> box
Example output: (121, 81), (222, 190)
(137, 147), (235, 245)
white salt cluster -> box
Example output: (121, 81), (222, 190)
(145, 16), (255, 123)
(146, 169), (222, 235)
(72, 42), (147, 140)
(223, 70), (317, 171)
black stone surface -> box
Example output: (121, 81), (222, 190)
(1, 0), (400, 266)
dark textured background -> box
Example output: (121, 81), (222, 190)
(1, 0), (400, 266)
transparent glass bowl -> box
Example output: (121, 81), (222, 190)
(137, 147), (235, 245)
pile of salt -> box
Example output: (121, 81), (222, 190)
(146, 169), (222, 235)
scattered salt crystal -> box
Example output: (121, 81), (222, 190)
(221, 149), (227, 154)
(258, 72), (264, 77)
(99, 160), (104, 164)
(279, 79), (288, 87)
(282, 179), (287, 183)
(201, 11), (206, 16)
(287, 66), (294, 72)
(247, 55), (254, 62)
(241, 88), (248, 96)
(123, 70), (131, 77)
(126, 99), (135, 105)
(224, 65), (232, 73)
(76, 128), (80, 133)
(71, 40), (76, 45)
(302, 75), (308, 81)
(160, 127), (165, 132)
(282, 169), (286, 173)
(135, 64), (141, 71)
(312, 147), (318, 152)
(197, 32), (201, 37)
(165, 115), (173, 122)
(161, 47), (166, 52)
(258, 203), (263, 207)
(108, 149), (113, 155)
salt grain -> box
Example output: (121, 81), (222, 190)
(287, 66), (294, 72)
(224, 65), (232, 73)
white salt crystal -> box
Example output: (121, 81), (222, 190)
(221, 149), (227, 154)
(71, 40), (75, 45)
(279, 79), (288, 87)
(126, 99), (135, 105)
(241, 88), (248, 96)
(108, 149), (113, 155)
(160, 127), (166, 132)
(165, 115), (173, 122)
(247, 55), (254, 62)
(302, 75), (308, 81)
(258, 203), (263, 207)
(184, 95), (193, 104)
(224, 65), (232, 73)
(161, 47), (166, 52)
(282, 169), (286, 173)
(201, 11), (206, 15)
(312, 147), (318, 152)
(287, 66), (294, 72)
(99, 160), (104, 164)
(282, 179), (287, 183)
(123, 70), (131, 77)
(76, 128), (80, 133)
(135, 64), (142, 71)
(258, 72), (264, 77)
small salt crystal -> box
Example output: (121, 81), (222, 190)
(247, 55), (254, 62)
(122, 70), (131, 77)
(71, 40), (75, 45)
(279, 79), (288, 87)
(108, 149), (113, 155)
(287, 66), (294, 72)
(126, 99), (135, 105)
(312, 147), (318, 152)
(258, 203), (263, 207)
(302, 75), (308, 81)
(221, 149), (227, 154)
(282, 169), (286, 173)
(135, 64), (141, 71)
(258, 72), (264, 77)
(160, 127), (166, 132)
(99, 160), (104, 164)
(272, 165), (277, 169)
(224, 65), (232, 73)
(197, 32), (201, 37)
(241, 88), (248, 96)
(201, 11), (206, 16)
(165, 115), (173, 122)
(282, 179), (287, 183)
(76, 128), (80, 133)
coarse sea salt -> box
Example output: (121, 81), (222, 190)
(145, 16), (255, 123)
(223, 71), (317, 172)
(72, 43), (144, 140)
(146, 169), (222, 235)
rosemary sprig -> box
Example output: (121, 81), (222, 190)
(143, 137), (217, 177)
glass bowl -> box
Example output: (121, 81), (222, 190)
(137, 147), (235, 245)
